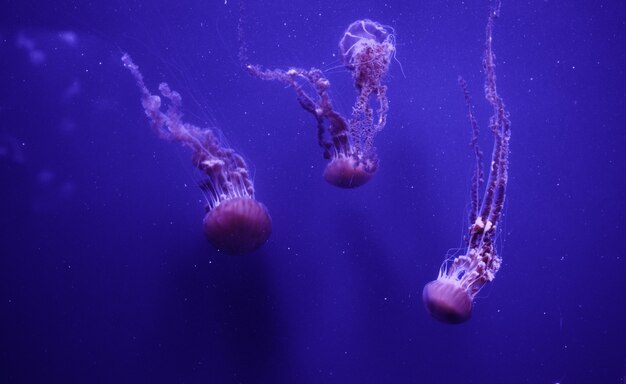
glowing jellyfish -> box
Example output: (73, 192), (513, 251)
(122, 54), (271, 255)
(240, 17), (395, 188)
(422, 4), (511, 323)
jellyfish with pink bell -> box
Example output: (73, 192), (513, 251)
(240, 16), (395, 188)
(122, 54), (271, 255)
(422, 3), (511, 323)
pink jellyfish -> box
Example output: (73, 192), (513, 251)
(423, 3), (511, 323)
(240, 16), (395, 188)
(122, 54), (271, 255)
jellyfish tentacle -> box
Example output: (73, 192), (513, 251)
(459, 76), (484, 228)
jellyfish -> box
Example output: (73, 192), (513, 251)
(239, 12), (395, 188)
(422, 3), (511, 324)
(122, 54), (271, 255)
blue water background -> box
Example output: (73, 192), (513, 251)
(1, 1), (625, 383)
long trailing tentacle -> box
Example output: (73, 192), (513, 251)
(458, 76), (484, 228)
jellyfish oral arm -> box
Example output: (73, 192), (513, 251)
(122, 54), (255, 207)
(480, 3), (511, 232)
(243, 65), (348, 160)
(342, 19), (394, 162)
(459, 76), (484, 225)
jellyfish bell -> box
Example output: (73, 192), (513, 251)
(203, 197), (272, 255)
(339, 19), (394, 69)
(323, 155), (373, 188)
(422, 280), (473, 324)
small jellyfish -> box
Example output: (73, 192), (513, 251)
(122, 54), (271, 255)
(423, 3), (510, 323)
(240, 15), (395, 188)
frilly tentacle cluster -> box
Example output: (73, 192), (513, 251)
(122, 54), (255, 211)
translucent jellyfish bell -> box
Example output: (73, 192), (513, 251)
(339, 19), (394, 69)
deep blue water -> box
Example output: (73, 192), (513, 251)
(1, 1), (625, 383)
